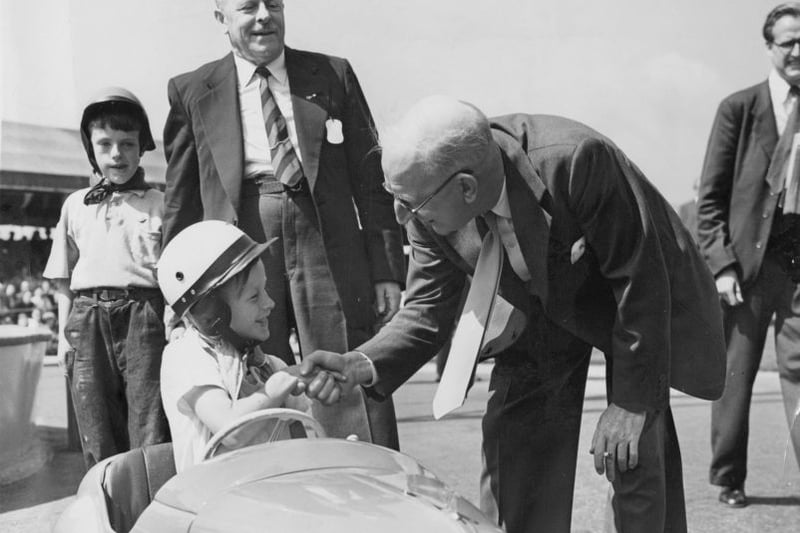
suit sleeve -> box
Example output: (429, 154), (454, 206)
(340, 60), (406, 286)
(696, 97), (741, 277)
(357, 219), (466, 396)
(162, 78), (204, 245)
(569, 138), (672, 412)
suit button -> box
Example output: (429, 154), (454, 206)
(756, 241), (763, 249)
(762, 212), (770, 218)
(770, 191), (776, 196)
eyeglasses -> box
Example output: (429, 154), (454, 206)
(383, 168), (471, 215)
(773, 38), (800, 53)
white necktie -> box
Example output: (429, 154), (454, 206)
(433, 223), (504, 419)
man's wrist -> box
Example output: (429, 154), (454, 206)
(351, 351), (378, 387)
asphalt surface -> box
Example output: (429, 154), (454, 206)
(1, 358), (799, 532)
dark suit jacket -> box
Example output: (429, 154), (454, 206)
(697, 81), (782, 286)
(678, 200), (698, 243)
(360, 114), (726, 413)
(162, 48), (405, 331)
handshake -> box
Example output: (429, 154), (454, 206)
(286, 350), (376, 405)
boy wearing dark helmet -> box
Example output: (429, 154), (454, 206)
(43, 87), (170, 468)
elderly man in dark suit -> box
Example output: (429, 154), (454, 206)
(698, 1), (800, 509)
(304, 96), (727, 533)
(161, 0), (405, 447)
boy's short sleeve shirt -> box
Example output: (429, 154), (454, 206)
(160, 328), (244, 472)
(160, 328), (308, 472)
(43, 186), (164, 290)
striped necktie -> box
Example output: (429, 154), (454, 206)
(255, 67), (304, 188)
(782, 86), (800, 214)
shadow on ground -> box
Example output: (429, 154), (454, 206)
(746, 495), (800, 506)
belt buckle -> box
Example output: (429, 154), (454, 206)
(285, 179), (306, 194)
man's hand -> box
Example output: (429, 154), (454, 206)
(374, 281), (402, 325)
(300, 350), (375, 404)
(589, 403), (647, 482)
(716, 267), (743, 306)
(284, 364), (344, 403)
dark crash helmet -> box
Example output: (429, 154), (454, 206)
(79, 86), (156, 174)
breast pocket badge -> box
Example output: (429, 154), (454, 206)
(326, 118), (344, 144)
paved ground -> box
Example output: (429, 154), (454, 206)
(2, 357), (799, 532)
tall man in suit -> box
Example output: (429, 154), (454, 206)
(697, 2), (800, 508)
(303, 96), (727, 533)
(162, 0), (405, 447)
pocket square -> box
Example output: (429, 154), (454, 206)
(570, 236), (586, 264)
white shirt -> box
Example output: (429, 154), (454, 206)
(489, 181), (531, 282)
(43, 187), (163, 290)
(160, 328), (308, 472)
(365, 180), (531, 384)
(769, 69), (797, 135)
(234, 51), (303, 179)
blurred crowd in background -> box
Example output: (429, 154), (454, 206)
(0, 276), (59, 353)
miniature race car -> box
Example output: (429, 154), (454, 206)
(53, 408), (501, 533)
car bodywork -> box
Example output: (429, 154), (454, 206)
(54, 434), (501, 532)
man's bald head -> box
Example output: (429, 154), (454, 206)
(382, 96), (492, 183)
(381, 96), (504, 234)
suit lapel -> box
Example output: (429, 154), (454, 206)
(443, 220), (483, 272)
(285, 48), (328, 191)
(492, 129), (551, 304)
(754, 81), (779, 162)
(197, 53), (245, 212)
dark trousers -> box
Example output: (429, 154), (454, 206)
(64, 294), (170, 468)
(238, 180), (399, 449)
(481, 318), (686, 533)
(710, 253), (800, 488)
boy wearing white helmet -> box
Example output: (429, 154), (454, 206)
(158, 221), (340, 472)
(43, 87), (170, 467)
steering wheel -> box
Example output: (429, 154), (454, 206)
(201, 408), (326, 461)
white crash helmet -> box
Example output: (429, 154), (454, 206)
(158, 221), (274, 318)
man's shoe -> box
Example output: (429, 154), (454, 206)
(718, 487), (748, 508)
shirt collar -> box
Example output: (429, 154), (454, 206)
(769, 68), (795, 105)
(124, 189), (147, 198)
(98, 189), (147, 201)
(489, 178), (512, 218)
(233, 50), (288, 88)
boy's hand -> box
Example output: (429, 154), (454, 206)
(264, 371), (300, 400)
(284, 365), (344, 403)
(300, 350), (375, 405)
